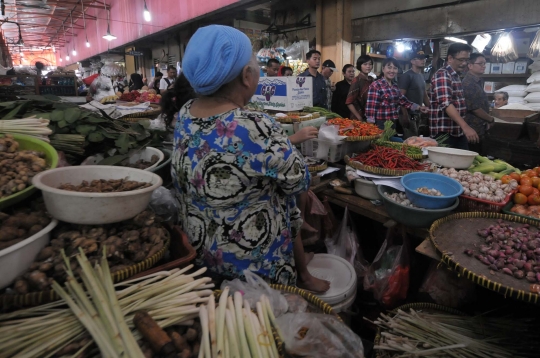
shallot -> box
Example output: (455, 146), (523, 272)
(467, 220), (540, 283)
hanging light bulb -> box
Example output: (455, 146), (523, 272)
(72, 49), (77, 56)
(66, 54), (70, 61)
(81, 0), (90, 48)
(102, 1), (116, 41)
(143, 0), (151, 22)
(70, 12), (76, 57)
(59, 57), (63, 62)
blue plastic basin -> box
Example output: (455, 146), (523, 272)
(401, 172), (463, 209)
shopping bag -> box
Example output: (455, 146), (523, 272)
(363, 233), (410, 308)
(325, 206), (369, 278)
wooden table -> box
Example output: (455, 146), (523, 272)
(309, 171), (440, 260)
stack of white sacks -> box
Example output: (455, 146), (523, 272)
(524, 60), (540, 111)
(497, 60), (540, 111)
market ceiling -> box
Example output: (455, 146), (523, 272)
(0, 0), (107, 50)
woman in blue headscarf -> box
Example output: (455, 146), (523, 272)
(172, 25), (328, 290)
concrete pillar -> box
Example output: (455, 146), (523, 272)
(316, 0), (352, 83)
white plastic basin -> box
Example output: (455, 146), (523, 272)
(32, 166), (162, 225)
(427, 147), (478, 169)
(0, 219), (58, 289)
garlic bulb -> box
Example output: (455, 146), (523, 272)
(470, 190), (479, 197)
(478, 193), (487, 200)
(464, 188), (471, 195)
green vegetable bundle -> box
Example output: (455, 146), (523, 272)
(0, 97), (164, 164)
(374, 140), (423, 158)
(303, 106), (342, 119)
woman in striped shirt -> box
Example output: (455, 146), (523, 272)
(365, 57), (428, 130)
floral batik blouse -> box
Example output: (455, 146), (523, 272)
(171, 100), (310, 285)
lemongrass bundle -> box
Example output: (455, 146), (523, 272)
(199, 292), (280, 358)
(0, 262), (213, 357)
(0, 116), (52, 142)
(370, 308), (540, 358)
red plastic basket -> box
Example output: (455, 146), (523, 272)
(457, 190), (515, 213)
(130, 225), (197, 279)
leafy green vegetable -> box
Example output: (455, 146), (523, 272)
(64, 108), (80, 123)
(98, 154), (129, 166)
(88, 132), (105, 142)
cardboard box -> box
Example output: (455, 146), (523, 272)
(502, 62), (516, 74)
(484, 62), (491, 74)
(251, 76), (313, 111)
(514, 61), (528, 74)
(491, 63), (502, 74)
(484, 81), (495, 93)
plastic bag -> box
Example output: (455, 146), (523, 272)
(419, 262), (476, 308)
(221, 270), (288, 317)
(301, 190), (327, 246)
(149, 187), (178, 222)
(325, 206), (369, 278)
(276, 313), (364, 358)
(363, 237), (409, 308)
(403, 136), (438, 148)
(90, 75), (116, 102)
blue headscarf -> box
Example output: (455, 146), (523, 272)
(183, 25), (253, 96)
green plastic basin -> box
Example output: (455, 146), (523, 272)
(0, 134), (59, 210)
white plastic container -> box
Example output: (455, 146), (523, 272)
(32, 166), (162, 225)
(307, 254), (357, 311)
(82, 147), (164, 171)
(0, 219), (58, 289)
(127, 147), (164, 171)
(354, 178), (382, 200)
(427, 147), (478, 169)
(301, 139), (370, 163)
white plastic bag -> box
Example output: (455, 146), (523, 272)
(221, 270), (288, 317)
(276, 313), (364, 358)
(325, 206), (369, 278)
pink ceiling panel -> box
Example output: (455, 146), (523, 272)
(57, 0), (239, 65)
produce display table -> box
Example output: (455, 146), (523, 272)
(319, 188), (429, 239)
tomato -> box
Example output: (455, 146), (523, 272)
(533, 188), (540, 196)
(501, 175), (512, 184)
(514, 193), (528, 204)
(520, 185), (534, 196)
(526, 170), (537, 178)
(528, 194), (540, 206)
(520, 177), (532, 186)
(532, 177), (540, 188)
(510, 172), (521, 181)
(536, 167), (540, 176)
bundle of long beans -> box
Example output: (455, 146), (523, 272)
(0, 256), (213, 357)
(370, 308), (540, 357)
(199, 287), (281, 358)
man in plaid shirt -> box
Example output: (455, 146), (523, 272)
(429, 43), (479, 149)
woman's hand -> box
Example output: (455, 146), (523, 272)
(419, 106), (429, 114)
(289, 126), (319, 145)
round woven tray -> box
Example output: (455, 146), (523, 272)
(120, 117), (152, 123)
(0, 235), (170, 310)
(121, 103), (161, 118)
(275, 114), (316, 123)
(308, 162), (327, 173)
(345, 155), (432, 176)
(430, 212), (540, 304)
(374, 303), (465, 358)
(344, 133), (382, 142)
(215, 284), (341, 358)
(374, 141), (425, 160)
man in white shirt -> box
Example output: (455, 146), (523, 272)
(159, 66), (177, 96)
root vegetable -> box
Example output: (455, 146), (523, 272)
(134, 311), (176, 356)
(58, 178), (151, 193)
(170, 331), (189, 351)
(9, 210), (167, 293)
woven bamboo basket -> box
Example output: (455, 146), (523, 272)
(121, 103), (161, 119)
(0, 235), (170, 310)
(345, 155), (432, 176)
(374, 303), (465, 358)
(215, 284), (341, 358)
(308, 161), (328, 173)
(275, 114), (314, 123)
(430, 212), (540, 304)
(344, 133), (382, 142)
(374, 141), (425, 160)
